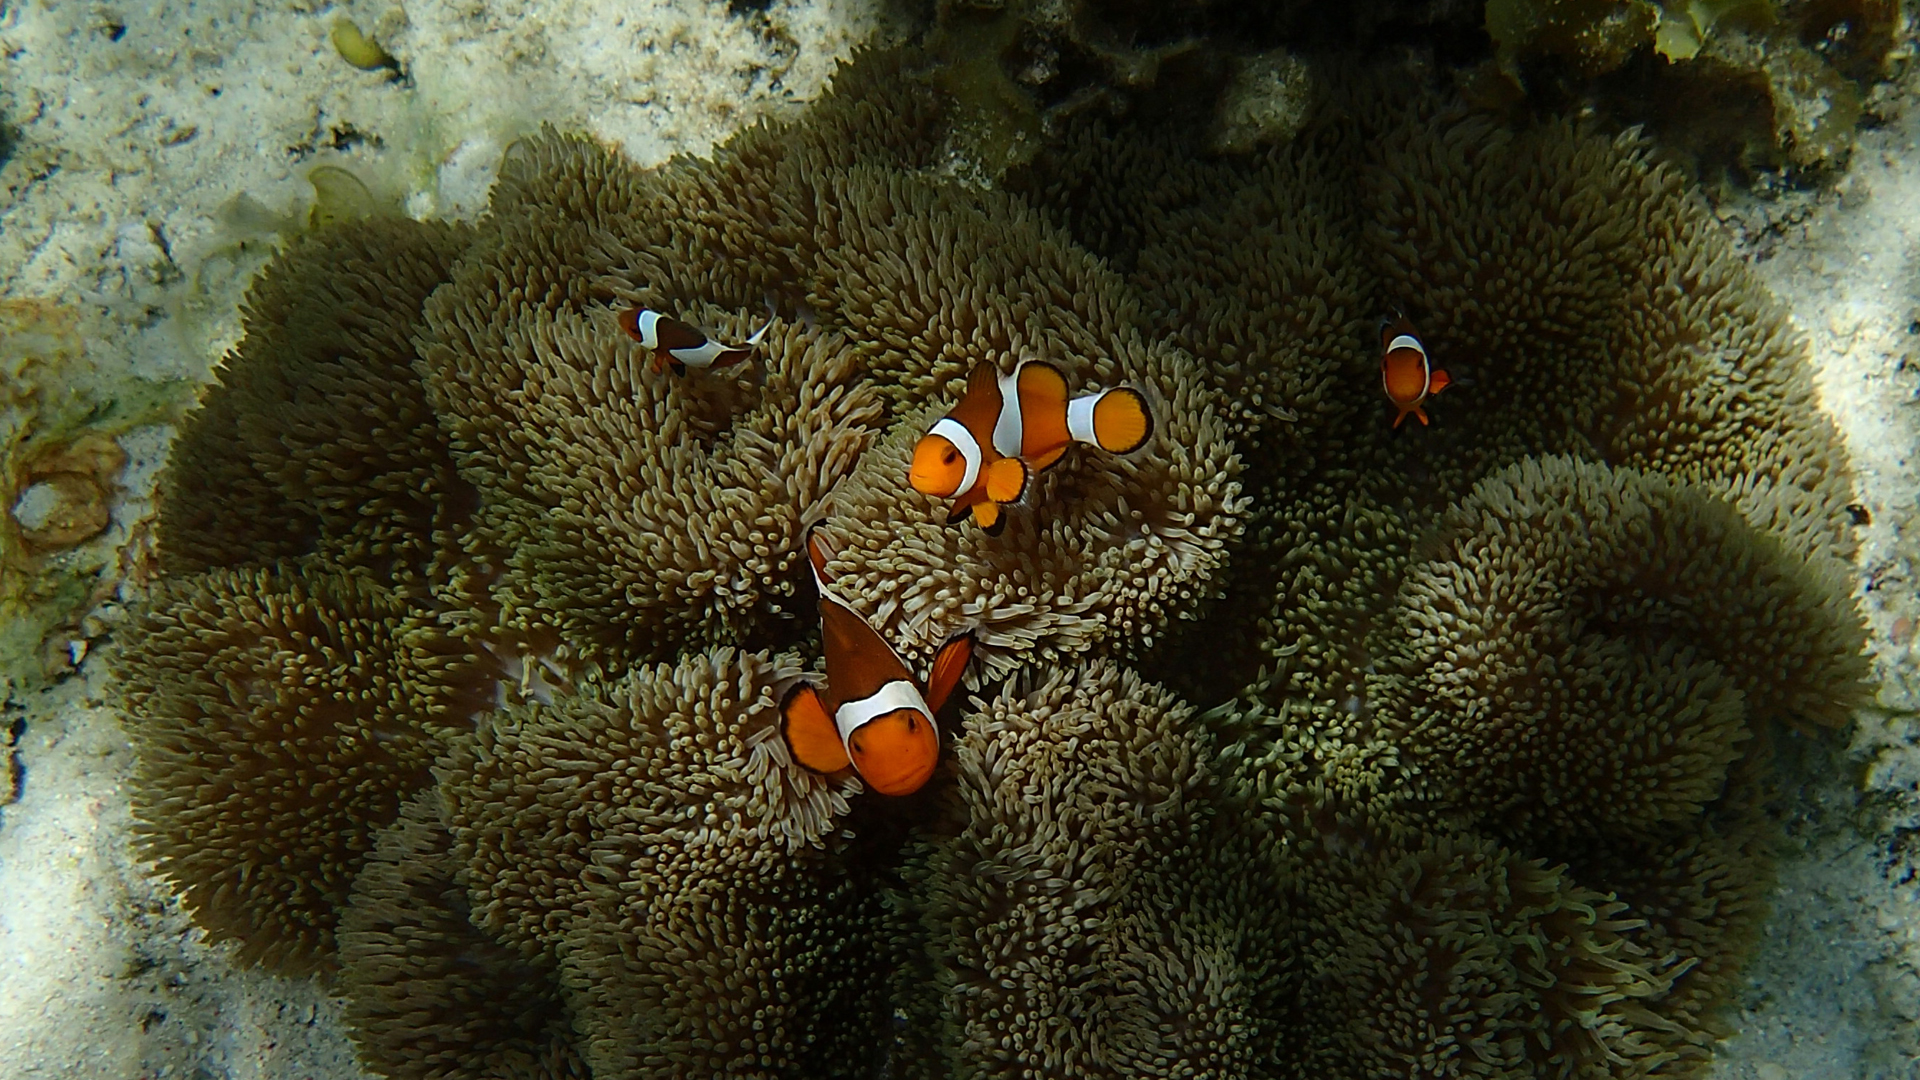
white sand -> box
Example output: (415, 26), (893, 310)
(3, 1), (1919, 1075)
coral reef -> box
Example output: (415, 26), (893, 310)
(1476, 0), (1903, 176)
(918, 0), (1899, 188)
(117, 48), (1867, 1080)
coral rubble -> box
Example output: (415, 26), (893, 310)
(118, 47), (1866, 1080)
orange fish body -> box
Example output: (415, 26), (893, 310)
(780, 529), (973, 797)
(1380, 317), (1450, 428)
(908, 360), (1153, 532)
(619, 307), (773, 375)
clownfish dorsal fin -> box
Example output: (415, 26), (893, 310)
(803, 525), (833, 588)
(780, 683), (850, 773)
(967, 361), (999, 398)
(923, 632), (974, 714)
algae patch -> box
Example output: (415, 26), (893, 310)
(1, 298), (186, 692)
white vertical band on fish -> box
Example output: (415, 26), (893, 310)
(930, 417), (982, 494)
(1066, 394), (1100, 445)
(991, 367), (1025, 457)
(833, 679), (930, 743)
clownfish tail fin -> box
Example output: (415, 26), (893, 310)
(780, 682), (850, 774)
(924, 632), (975, 714)
(1072, 387), (1153, 455)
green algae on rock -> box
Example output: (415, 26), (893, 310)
(114, 48), (1866, 1079)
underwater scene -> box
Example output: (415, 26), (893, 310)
(6, 0), (1920, 1077)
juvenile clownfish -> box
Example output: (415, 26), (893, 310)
(908, 360), (1153, 534)
(618, 307), (774, 375)
(779, 527), (974, 797)
(1380, 316), (1451, 428)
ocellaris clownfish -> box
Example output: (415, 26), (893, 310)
(780, 527), (974, 797)
(1380, 315), (1451, 428)
(908, 360), (1153, 534)
(618, 307), (773, 375)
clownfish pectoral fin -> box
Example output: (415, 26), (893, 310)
(982, 456), (1029, 505)
(1428, 368), (1452, 395)
(923, 633), (974, 714)
(781, 683), (851, 774)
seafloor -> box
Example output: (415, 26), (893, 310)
(3, 1), (1920, 1077)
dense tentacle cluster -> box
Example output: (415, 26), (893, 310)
(120, 561), (495, 973)
(117, 49), (1866, 1080)
(439, 647), (890, 1078)
(338, 793), (588, 1080)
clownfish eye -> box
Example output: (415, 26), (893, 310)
(942, 448), (958, 465)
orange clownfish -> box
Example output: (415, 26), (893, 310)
(1380, 316), (1451, 428)
(618, 307), (773, 375)
(780, 527), (974, 797)
(908, 360), (1153, 534)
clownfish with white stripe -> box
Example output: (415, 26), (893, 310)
(1380, 315), (1451, 428)
(908, 360), (1153, 534)
(780, 527), (974, 797)
(618, 306), (774, 375)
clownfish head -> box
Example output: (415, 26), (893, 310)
(909, 433), (969, 498)
(846, 706), (940, 796)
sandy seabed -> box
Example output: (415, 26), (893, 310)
(3, 1), (1919, 1077)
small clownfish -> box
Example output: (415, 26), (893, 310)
(618, 307), (774, 375)
(780, 527), (974, 797)
(908, 360), (1154, 534)
(1380, 316), (1451, 428)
